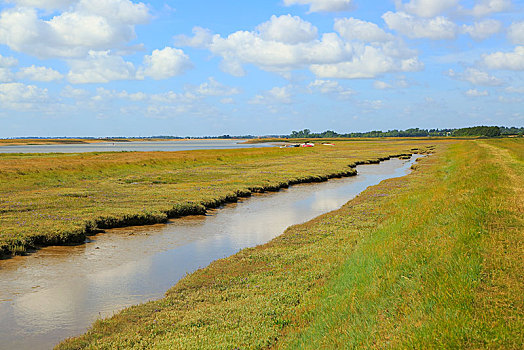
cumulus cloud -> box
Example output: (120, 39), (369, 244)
(174, 27), (213, 48)
(257, 15), (318, 44)
(6, 0), (76, 10)
(60, 85), (89, 98)
(383, 11), (457, 39)
(396, 0), (459, 18)
(308, 79), (355, 98)
(67, 50), (135, 83)
(0, 68), (14, 82)
(0, 55), (17, 82)
(0, 82), (48, 110)
(250, 86), (293, 104)
(137, 47), (192, 80)
(283, 0), (354, 13)
(508, 21), (524, 45)
(465, 89), (488, 96)
(0, 54), (18, 67)
(447, 67), (503, 85)
(462, 19), (502, 40)
(467, 0), (511, 17)
(482, 46), (524, 70)
(179, 15), (421, 79)
(208, 30), (347, 73)
(334, 18), (393, 42)
(195, 77), (240, 96)
(17, 65), (63, 82)
(311, 46), (423, 79)
(0, 0), (150, 59)
(373, 80), (393, 89)
(505, 86), (524, 94)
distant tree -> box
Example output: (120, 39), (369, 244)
(453, 126), (501, 137)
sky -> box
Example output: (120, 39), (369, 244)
(0, 0), (523, 137)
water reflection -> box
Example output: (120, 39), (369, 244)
(0, 156), (421, 349)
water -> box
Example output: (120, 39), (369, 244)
(0, 155), (421, 349)
(0, 140), (274, 153)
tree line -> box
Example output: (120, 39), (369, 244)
(288, 126), (523, 139)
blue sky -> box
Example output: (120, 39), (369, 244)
(0, 0), (523, 137)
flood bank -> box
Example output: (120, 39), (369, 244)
(0, 151), (420, 259)
(0, 155), (422, 350)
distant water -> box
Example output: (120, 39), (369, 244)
(0, 140), (275, 153)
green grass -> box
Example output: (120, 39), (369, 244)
(0, 140), (432, 258)
(56, 139), (522, 349)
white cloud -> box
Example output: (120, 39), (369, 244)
(508, 21), (524, 45)
(465, 89), (488, 96)
(6, 0), (76, 10)
(17, 65), (63, 82)
(467, 0), (511, 17)
(0, 0), (150, 59)
(250, 86), (293, 104)
(373, 80), (392, 89)
(257, 15), (318, 44)
(67, 50), (135, 83)
(396, 0), (459, 18)
(498, 95), (523, 104)
(505, 86), (524, 94)
(0, 68), (14, 82)
(310, 46), (423, 79)
(211, 30), (348, 72)
(447, 68), (504, 85)
(195, 77), (240, 96)
(137, 47), (192, 80)
(383, 12), (457, 40)
(462, 19), (502, 40)
(174, 27), (213, 48)
(180, 15), (421, 79)
(309, 79), (355, 98)
(283, 0), (354, 13)
(220, 97), (235, 104)
(60, 85), (89, 98)
(0, 82), (48, 110)
(482, 46), (524, 70)
(0, 54), (18, 67)
(334, 18), (393, 42)
(268, 86), (292, 103)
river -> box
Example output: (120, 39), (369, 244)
(0, 155), (421, 349)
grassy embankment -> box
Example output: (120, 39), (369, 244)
(57, 139), (523, 349)
(0, 140), (432, 258)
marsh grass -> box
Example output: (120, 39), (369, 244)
(56, 139), (523, 349)
(0, 140), (432, 258)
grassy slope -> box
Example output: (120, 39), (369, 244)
(0, 140), (430, 258)
(57, 139), (522, 349)
(279, 139), (523, 349)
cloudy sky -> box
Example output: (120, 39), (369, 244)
(0, 0), (523, 137)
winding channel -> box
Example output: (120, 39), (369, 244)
(0, 155), (421, 349)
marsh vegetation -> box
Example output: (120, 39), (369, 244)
(55, 139), (522, 349)
(0, 140), (430, 258)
